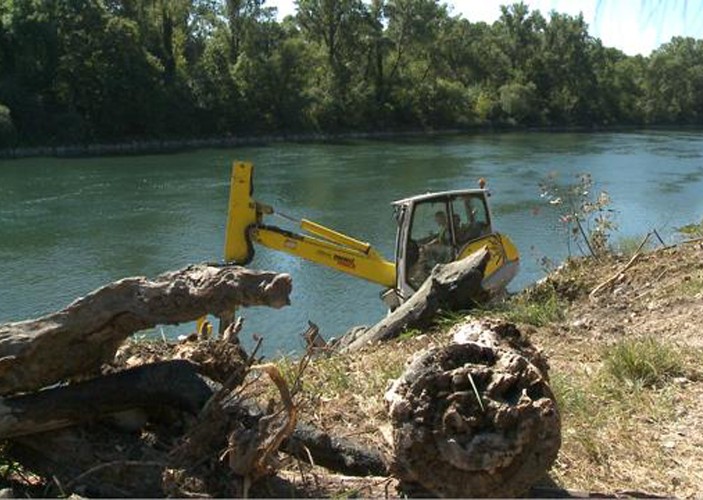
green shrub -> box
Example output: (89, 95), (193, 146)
(613, 234), (654, 257)
(676, 220), (703, 238)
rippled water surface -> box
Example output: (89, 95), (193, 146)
(2, 131), (702, 354)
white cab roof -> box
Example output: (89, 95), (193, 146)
(391, 188), (488, 207)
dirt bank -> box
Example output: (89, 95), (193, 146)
(1, 240), (700, 498)
(280, 239), (703, 497)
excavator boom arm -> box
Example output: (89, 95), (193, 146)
(224, 162), (397, 288)
(224, 162), (258, 264)
(251, 225), (396, 287)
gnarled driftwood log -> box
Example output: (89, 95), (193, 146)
(385, 318), (561, 498)
(282, 422), (389, 477)
(0, 264), (291, 395)
(338, 249), (489, 352)
(0, 360), (212, 439)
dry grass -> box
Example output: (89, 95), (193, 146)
(274, 332), (441, 454)
(547, 351), (688, 495)
(270, 241), (703, 498)
(498, 241), (703, 498)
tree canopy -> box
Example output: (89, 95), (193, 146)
(0, 0), (699, 147)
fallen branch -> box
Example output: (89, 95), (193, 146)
(0, 360), (212, 439)
(662, 235), (703, 250)
(225, 363), (298, 487)
(0, 263), (292, 395)
(338, 249), (489, 352)
(590, 232), (651, 298)
(281, 422), (389, 477)
(277, 469), (397, 497)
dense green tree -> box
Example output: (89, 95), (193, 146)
(52, 0), (167, 141)
(233, 36), (315, 131)
(499, 81), (538, 123)
(0, 0), (700, 146)
(496, 2), (545, 80)
(537, 12), (598, 124)
(295, 0), (370, 128)
(189, 25), (241, 133)
(383, 0), (452, 124)
(0, 103), (16, 147)
(644, 37), (703, 124)
(0, 0), (60, 143)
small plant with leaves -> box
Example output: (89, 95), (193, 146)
(486, 281), (564, 326)
(603, 336), (684, 388)
(675, 219), (703, 238)
(613, 234), (654, 257)
(539, 172), (617, 258)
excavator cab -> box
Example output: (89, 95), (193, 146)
(385, 189), (519, 309)
(224, 162), (519, 310)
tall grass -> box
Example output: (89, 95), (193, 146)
(498, 283), (565, 326)
(673, 275), (703, 297)
(603, 337), (684, 388)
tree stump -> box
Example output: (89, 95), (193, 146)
(385, 319), (561, 498)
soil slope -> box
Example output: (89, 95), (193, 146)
(286, 240), (703, 497)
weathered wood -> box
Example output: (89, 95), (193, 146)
(7, 366), (283, 497)
(339, 249), (489, 352)
(0, 263), (291, 395)
(9, 427), (168, 498)
(166, 363), (298, 497)
(3, 354), (376, 496)
(0, 360), (213, 439)
(281, 422), (389, 477)
(277, 469), (398, 498)
(302, 321), (328, 351)
(385, 319), (561, 498)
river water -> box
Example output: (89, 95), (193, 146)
(1, 131), (702, 355)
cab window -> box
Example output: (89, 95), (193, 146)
(450, 194), (490, 250)
(405, 200), (454, 290)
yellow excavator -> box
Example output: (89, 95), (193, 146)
(224, 161), (520, 309)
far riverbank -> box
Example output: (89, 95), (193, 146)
(2, 124), (698, 160)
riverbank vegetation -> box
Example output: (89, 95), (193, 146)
(268, 239), (703, 497)
(1, 238), (699, 497)
(1, 0), (703, 148)
(1, 237), (700, 497)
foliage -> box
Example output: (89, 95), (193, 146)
(539, 172), (618, 257)
(603, 337), (684, 388)
(675, 219), (703, 238)
(613, 234), (654, 256)
(672, 273), (703, 297)
(398, 328), (422, 341)
(0, 103), (16, 147)
(499, 81), (538, 123)
(491, 282), (565, 327)
(0, 0), (702, 146)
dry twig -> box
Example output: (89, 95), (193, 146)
(590, 232), (651, 298)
